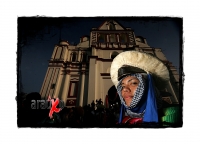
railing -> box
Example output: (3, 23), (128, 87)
(91, 42), (136, 48)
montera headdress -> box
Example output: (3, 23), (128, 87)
(110, 50), (170, 90)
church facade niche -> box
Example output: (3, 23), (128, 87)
(71, 52), (77, 62)
(80, 52), (87, 62)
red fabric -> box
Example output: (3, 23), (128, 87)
(122, 116), (143, 125)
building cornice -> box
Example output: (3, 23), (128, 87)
(88, 56), (113, 62)
(100, 73), (110, 76)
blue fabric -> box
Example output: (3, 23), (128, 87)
(143, 74), (158, 122)
(118, 104), (124, 124)
(118, 74), (158, 123)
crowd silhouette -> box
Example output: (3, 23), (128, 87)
(17, 92), (181, 128)
(17, 92), (121, 128)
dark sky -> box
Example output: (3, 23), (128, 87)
(18, 17), (182, 94)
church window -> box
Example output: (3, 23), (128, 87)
(120, 33), (128, 43)
(110, 34), (117, 43)
(98, 34), (106, 43)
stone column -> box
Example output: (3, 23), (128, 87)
(64, 47), (68, 62)
(54, 68), (63, 99)
(87, 58), (96, 104)
(78, 49), (81, 62)
(61, 73), (70, 105)
(79, 72), (85, 106)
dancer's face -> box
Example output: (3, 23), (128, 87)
(121, 76), (139, 107)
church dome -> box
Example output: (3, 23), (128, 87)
(59, 40), (69, 46)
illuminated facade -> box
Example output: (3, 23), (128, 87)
(40, 20), (180, 107)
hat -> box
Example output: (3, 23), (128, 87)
(110, 51), (170, 90)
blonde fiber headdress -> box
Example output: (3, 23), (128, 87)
(110, 51), (170, 90)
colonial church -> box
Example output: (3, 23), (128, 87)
(40, 20), (180, 108)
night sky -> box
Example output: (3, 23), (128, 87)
(18, 17), (182, 94)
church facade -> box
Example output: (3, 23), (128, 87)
(40, 20), (180, 108)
